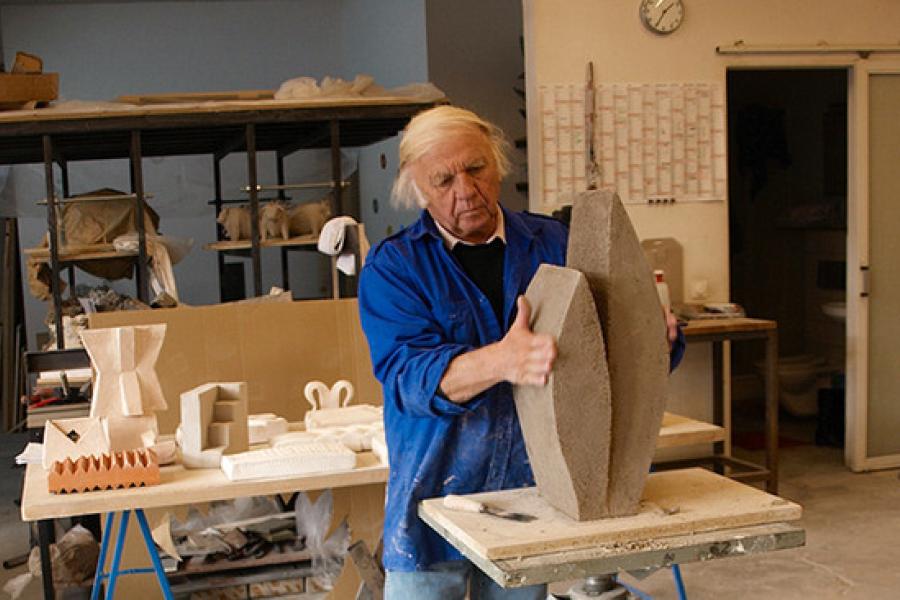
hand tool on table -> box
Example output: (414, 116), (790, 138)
(443, 495), (536, 523)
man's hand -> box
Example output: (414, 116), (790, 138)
(438, 296), (558, 403)
(498, 296), (557, 386)
(664, 305), (678, 349)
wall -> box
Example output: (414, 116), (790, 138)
(2, 0), (429, 348)
(426, 0), (527, 213)
(523, 0), (900, 430)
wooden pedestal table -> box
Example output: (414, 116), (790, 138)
(672, 318), (780, 493)
(419, 468), (804, 591)
(21, 452), (388, 600)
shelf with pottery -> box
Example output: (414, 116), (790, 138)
(203, 233), (319, 252)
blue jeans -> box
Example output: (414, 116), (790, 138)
(384, 560), (547, 600)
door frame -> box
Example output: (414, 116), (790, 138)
(846, 60), (900, 471)
(723, 54), (887, 471)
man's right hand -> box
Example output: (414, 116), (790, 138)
(498, 296), (557, 386)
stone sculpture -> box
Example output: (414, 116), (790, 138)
(566, 190), (670, 516)
(513, 190), (669, 520)
(515, 264), (612, 520)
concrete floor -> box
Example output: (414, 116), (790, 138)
(1, 424), (898, 600)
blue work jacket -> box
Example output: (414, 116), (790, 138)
(358, 207), (568, 571)
(358, 206), (686, 572)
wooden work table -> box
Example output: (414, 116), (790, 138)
(21, 413), (724, 599)
(673, 317), (779, 493)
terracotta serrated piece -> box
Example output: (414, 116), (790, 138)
(48, 448), (160, 494)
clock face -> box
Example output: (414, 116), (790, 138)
(640, 0), (684, 35)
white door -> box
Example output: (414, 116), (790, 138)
(847, 62), (900, 471)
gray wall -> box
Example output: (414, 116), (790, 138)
(3, 0), (427, 348)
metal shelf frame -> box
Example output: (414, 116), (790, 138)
(0, 99), (441, 348)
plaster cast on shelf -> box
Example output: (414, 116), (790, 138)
(80, 324), (167, 418)
(566, 190), (669, 516)
(248, 413), (289, 445)
(514, 265), (612, 520)
(42, 417), (110, 469)
(220, 442), (356, 482)
(179, 382), (249, 469)
(272, 421), (383, 452)
(104, 415), (159, 453)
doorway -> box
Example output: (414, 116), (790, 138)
(727, 69), (848, 451)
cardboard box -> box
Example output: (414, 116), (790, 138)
(89, 299), (381, 433)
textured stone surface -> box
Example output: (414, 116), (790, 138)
(567, 190), (669, 516)
(514, 264), (611, 520)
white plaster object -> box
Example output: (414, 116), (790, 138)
(81, 324), (167, 418)
(179, 382), (249, 469)
(304, 380), (354, 410)
(42, 417), (110, 469)
(220, 442), (356, 481)
(248, 413), (289, 445)
(304, 404), (381, 431)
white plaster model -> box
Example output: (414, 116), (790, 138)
(220, 442), (356, 481)
(81, 324), (167, 418)
(371, 431), (388, 466)
(179, 382), (249, 469)
(272, 421), (383, 452)
(304, 380), (354, 410)
(104, 415), (159, 452)
(304, 404), (382, 430)
(42, 417), (110, 469)
(248, 413), (289, 445)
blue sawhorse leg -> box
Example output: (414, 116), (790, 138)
(90, 509), (174, 600)
(618, 565), (688, 600)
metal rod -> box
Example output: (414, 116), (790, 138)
(213, 157), (228, 303)
(130, 130), (150, 302)
(38, 519), (55, 600)
(245, 123), (263, 296)
(36, 192), (155, 206)
(765, 329), (779, 493)
(60, 161), (69, 198)
(280, 246), (290, 291)
(42, 135), (64, 350)
(239, 181), (350, 193)
(276, 151), (287, 201)
(716, 42), (900, 56)
(330, 119), (343, 215)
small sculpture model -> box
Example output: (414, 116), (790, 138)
(304, 380), (354, 410)
(220, 442), (356, 482)
(42, 417), (110, 469)
(48, 448), (160, 494)
(81, 324), (167, 418)
(179, 382), (249, 469)
(288, 197), (332, 236)
(217, 206), (252, 241)
(248, 413), (289, 444)
(259, 201), (290, 241)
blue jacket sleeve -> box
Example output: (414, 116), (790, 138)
(358, 248), (477, 418)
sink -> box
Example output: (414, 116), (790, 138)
(822, 301), (846, 322)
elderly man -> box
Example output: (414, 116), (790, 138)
(358, 106), (683, 599)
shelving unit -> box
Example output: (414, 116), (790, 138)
(0, 95), (445, 349)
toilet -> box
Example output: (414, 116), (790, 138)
(755, 354), (828, 417)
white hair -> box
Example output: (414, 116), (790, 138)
(391, 106), (511, 210)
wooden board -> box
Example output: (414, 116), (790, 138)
(682, 317), (776, 337)
(0, 94), (442, 124)
(419, 468), (801, 560)
(0, 73), (58, 104)
(24, 243), (137, 262)
(204, 234), (318, 251)
(117, 90), (275, 105)
(22, 451), (386, 521)
(657, 412), (725, 449)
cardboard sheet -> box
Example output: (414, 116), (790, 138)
(89, 299), (380, 433)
